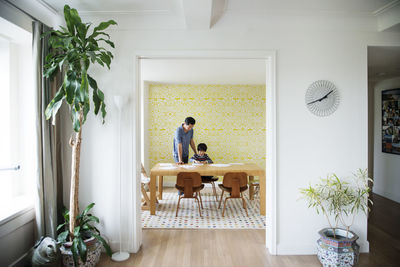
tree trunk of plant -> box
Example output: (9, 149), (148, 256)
(69, 111), (83, 237)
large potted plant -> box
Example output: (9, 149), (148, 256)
(44, 4), (116, 266)
(299, 169), (373, 267)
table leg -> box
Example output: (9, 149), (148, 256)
(150, 173), (156, 215)
(260, 172), (266, 216)
(158, 176), (163, 200)
(248, 176), (254, 200)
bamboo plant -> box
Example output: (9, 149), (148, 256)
(43, 5), (116, 240)
(299, 169), (373, 238)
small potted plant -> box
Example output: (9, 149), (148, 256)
(57, 203), (112, 266)
(299, 169), (373, 267)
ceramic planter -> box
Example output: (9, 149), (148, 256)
(60, 237), (102, 267)
(317, 228), (360, 267)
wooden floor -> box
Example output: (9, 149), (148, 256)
(99, 193), (400, 267)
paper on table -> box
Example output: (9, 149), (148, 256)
(159, 163), (174, 166)
(159, 166), (177, 170)
(229, 163), (245, 165)
(180, 165), (196, 169)
(210, 164), (231, 167)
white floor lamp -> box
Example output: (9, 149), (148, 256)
(112, 95), (130, 262)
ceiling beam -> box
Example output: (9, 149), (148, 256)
(181, 0), (226, 29)
(375, 0), (400, 32)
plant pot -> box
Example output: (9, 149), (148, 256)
(317, 228), (360, 267)
(60, 237), (102, 267)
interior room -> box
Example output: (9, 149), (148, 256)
(139, 58), (266, 230)
(0, 0), (400, 266)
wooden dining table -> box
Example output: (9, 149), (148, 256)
(149, 163), (266, 215)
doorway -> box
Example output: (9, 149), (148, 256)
(132, 50), (277, 254)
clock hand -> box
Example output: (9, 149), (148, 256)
(307, 99), (321, 105)
(307, 90), (334, 105)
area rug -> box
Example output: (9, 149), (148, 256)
(141, 190), (266, 229)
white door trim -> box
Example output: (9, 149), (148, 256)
(132, 50), (277, 254)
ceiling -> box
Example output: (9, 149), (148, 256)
(141, 59), (266, 84)
(41, 0), (396, 15)
(39, 0), (400, 31)
(368, 46), (400, 83)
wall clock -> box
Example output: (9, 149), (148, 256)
(305, 80), (340, 117)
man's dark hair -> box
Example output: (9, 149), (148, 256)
(197, 143), (207, 152)
(185, 117), (196, 125)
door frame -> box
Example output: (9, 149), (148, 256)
(132, 50), (277, 254)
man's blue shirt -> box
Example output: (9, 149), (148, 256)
(173, 124), (193, 158)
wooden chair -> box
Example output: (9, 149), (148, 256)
(141, 164), (158, 210)
(175, 172), (204, 217)
(218, 172), (249, 217)
(201, 176), (219, 201)
(249, 181), (260, 199)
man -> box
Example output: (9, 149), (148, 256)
(173, 117), (197, 164)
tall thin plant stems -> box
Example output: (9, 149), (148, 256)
(300, 169), (373, 239)
(318, 200), (337, 238)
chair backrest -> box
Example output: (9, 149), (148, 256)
(141, 164), (147, 177)
(222, 172), (248, 198)
(176, 172), (202, 198)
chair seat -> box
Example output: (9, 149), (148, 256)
(141, 173), (150, 184)
(218, 184), (248, 192)
(175, 184), (205, 192)
(202, 176), (219, 183)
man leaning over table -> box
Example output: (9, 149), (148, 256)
(173, 117), (197, 164)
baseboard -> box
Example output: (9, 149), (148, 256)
(109, 240), (140, 254)
(9, 251), (30, 267)
(276, 243), (317, 255)
(372, 187), (400, 204)
(276, 241), (369, 255)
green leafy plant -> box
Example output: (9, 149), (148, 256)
(57, 203), (112, 266)
(299, 169), (373, 238)
(43, 4), (116, 238)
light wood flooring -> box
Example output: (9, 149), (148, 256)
(99, 192), (400, 267)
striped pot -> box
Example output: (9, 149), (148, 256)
(317, 228), (360, 267)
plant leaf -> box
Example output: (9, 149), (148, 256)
(45, 86), (65, 122)
(71, 109), (81, 132)
(57, 230), (69, 243)
(71, 238), (80, 267)
(93, 20), (117, 33)
(92, 233), (112, 256)
(63, 5), (75, 35)
(78, 237), (87, 263)
(57, 223), (67, 232)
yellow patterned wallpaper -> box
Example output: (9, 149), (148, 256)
(148, 84), (266, 182)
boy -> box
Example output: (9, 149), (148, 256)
(189, 143), (213, 164)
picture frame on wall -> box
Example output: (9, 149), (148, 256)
(382, 88), (400, 155)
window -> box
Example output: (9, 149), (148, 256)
(0, 18), (35, 222)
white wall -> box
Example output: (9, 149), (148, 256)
(57, 12), (400, 255)
(373, 77), (400, 203)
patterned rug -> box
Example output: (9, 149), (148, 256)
(141, 189), (266, 229)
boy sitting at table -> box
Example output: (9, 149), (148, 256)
(190, 143), (213, 164)
(189, 143), (216, 182)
